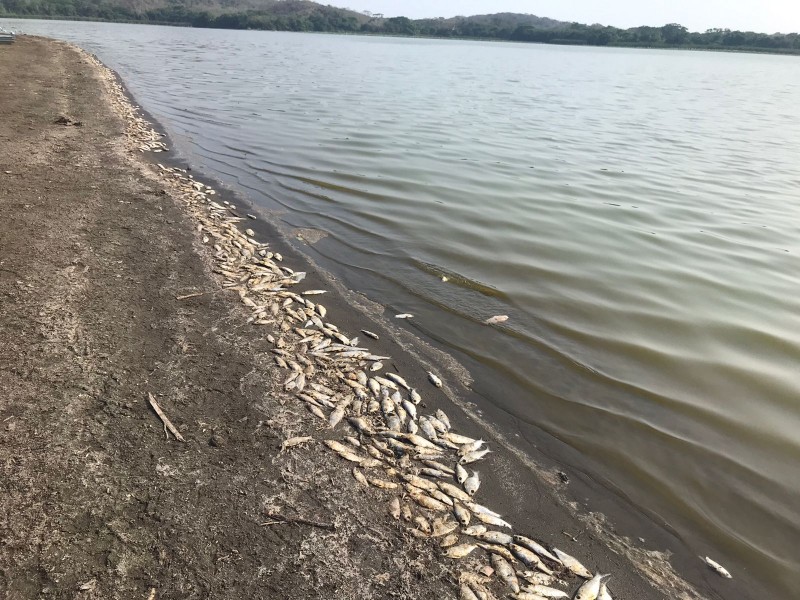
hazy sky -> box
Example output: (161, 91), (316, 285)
(338, 1), (800, 33)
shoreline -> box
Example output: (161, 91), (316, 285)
(0, 35), (749, 599)
(79, 38), (726, 599)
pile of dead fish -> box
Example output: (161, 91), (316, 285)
(93, 52), (622, 600)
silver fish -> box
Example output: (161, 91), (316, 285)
(460, 448), (491, 465)
(574, 574), (609, 600)
(475, 531), (513, 546)
(362, 329), (379, 340)
(511, 545), (554, 575)
(525, 584), (569, 599)
(513, 536), (561, 564)
(597, 582), (613, 600)
(444, 544), (477, 559)
(462, 524), (487, 537)
(434, 409), (451, 430)
(464, 471), (481, 496)
(703, 556), (732, 579)
(453, 501), (471, 526)
(409, 388), (422, 404)
(427, 371), (443, 387)
(386, 372), (411, 390)
(490, 554), (520, 593)
(553, 548), (593, 579)
(455, 463), (469, 484)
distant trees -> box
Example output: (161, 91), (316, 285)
(1, 0), (798, 54)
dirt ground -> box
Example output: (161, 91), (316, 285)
(1, 36), (749, 600)
(0, 36), (461, 599)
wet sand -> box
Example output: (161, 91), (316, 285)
(0, 36), (744, 599)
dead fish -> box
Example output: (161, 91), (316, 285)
(427, 371), (443, 387)
(432, 519), (459, 537)
(464, 471), (481, 496)
(421, 459), (454, 475)
(409, 388), (422, 404)
(352, 467), (369, 486)
(348, 417), (375, 435)
(513, 594), (549, 600)
(388, 497), (401, 520)
(552, 548), (593, 579)
(407, 419), (419, 435)
(386, 372), (411, 390)
(419, 467), (448, 479)
(484, 315), (509, 325)
(444, 544), (478, 559)
(428, 488), (455, 507)
(401, 400), (417, 421)
(419, 418), (439, 440)
(459, 439), (486, 456)
(409, 489), (449, 512)
(517, 572), (555, 587)
(460, 584), (480, 600)
(597, 582), (613, 600)
(370, 361), (384, 372)
(453, 501), (471, 526)
(440, 534), (460, 548)
(395, 313), (414, 319)
(474, 512), (512, 529)
(329, 405), (346, 429)
(464, 501), (502, 519)
(443, 432), (479, 445)
(510, 545), (554, 575)
(574, 574), (609, 600)
(703, 556), (732, 579)
(480, 543), (517, 563)
(414, 516), (432, 534)
(302, 290), (327, 296)
(524, 585), (568, 599)
(460, 448), (491, 465)
(279, 436), (312, 452)
(513, 536), (561, 565)
(369, 478), (399, 490)
(435, 409), (451, 430)
(476, 531), (513, 545)
(462, 524), (487, 537)
(362, 329), (379, 340)
(438, 482), (472, 503)
(455, 463), (469, 484)
(491, 554), (520, 593)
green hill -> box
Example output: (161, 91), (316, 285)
(1, 0), (798, 54)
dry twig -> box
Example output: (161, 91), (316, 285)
(147, 393), (185, 442)
(262, 511), (335, 531)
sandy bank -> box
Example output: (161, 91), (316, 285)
(0, 36), (741, 600)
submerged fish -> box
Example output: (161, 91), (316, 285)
(703, 556), (732, 579)
(484, 315), (509, 325)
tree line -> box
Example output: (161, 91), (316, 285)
(1, 0), (798, 54)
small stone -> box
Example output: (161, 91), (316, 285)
(209, 435), (223, 448)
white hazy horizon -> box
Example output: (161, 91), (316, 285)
(337, 0), (800, 34)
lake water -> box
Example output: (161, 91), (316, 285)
(8, 19), (800, 596)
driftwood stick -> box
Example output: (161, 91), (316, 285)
(147, 393), (185, 442)
(175, 291), (207, 301)
(262, 511), (335, 531)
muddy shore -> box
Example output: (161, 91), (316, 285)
(0, 36), (743, 599)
